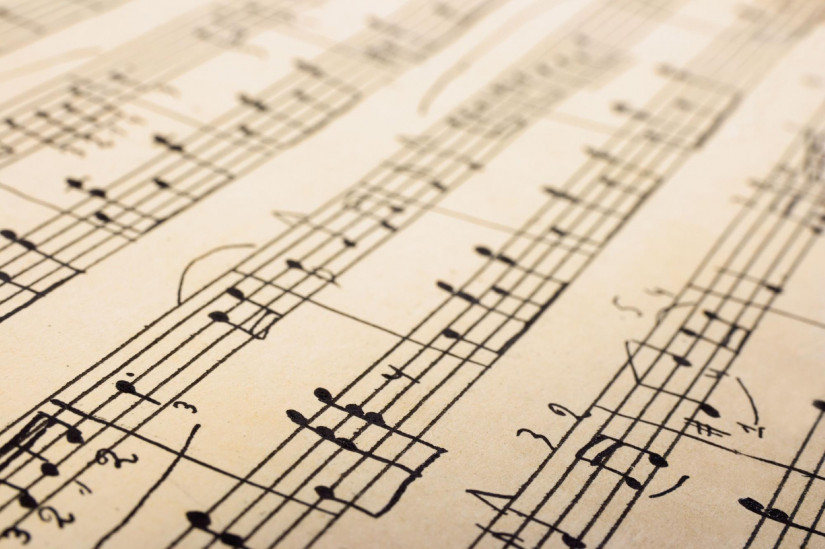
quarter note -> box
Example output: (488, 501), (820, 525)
(185, 511), (246, 548)
(575, 434), (668, 490)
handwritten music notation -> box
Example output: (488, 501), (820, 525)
(0, 0), (135, 58)
(468, 99), (825, 549)
(0, 0), (510, 323)
(0, 0), (824, 547)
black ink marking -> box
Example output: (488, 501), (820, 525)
(737, 377), (759, 425)
(185, 510), (247, 547)
(0, 526), (30, 544)
(516, 428), (555, 449)
(466, 488), (515, 512)
(684, 418), (730, 437)
(94, 425), (200, 548)
(76, 480), (92, 495)
(37, 506), (75, 529)
(115, 379), (160, 405)
(649, 475), (689, 498)
(381, 365), (419, 384)
(576, 434), (668, 491)
(94, 448), (139, 469)
(548, 403), (591, 420)
(177, 243), (255, 304)
(285, 259), (338, 285)
(612, 295), (642, 317)
(737, 496), (822, 540)
(173, 401), (198, 414)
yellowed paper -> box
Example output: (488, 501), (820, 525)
(0, 0), (824, 547)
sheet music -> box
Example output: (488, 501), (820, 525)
(0, 0), (823, 547)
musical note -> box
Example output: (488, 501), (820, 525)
(284, 387), (446, 517)
(575, 434), (668, 491)
(0, 479), (38, 509)
(284, 259), (339, 285)
(1, 0), (824, 548)
(208, 287), (283, 339)
(381, 365), (419, 384)
(185, 511), (246, 548)
(114, 380), (160, 406)
(0, 229), (84, 274)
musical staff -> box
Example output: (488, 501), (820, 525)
(0, 0), (693, 544)
(469, 74), (825, 549)
(0, 0), (823, 547)
(0, 0), (135, 58)
(0, 0), (512, 323)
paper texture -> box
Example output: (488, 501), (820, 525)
(0, 0), (823, 547)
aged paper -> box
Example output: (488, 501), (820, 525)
(0, 0), (824, 547)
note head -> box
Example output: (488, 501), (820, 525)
(673, 355), (691, 367)
(624, 476), (642, 490)
(226, 287), (245, 300)
(648, 453), (668, 468)
(738, 497), (763, 513)
(561, 533), (586, 549)
(498, 254), (516, 266)
(313, 387), (333, 403)
(765, 507), (789, 523)
(115, 380), (137, 395)
(699, 403), (720, 418)
(94, 211), (112, 223)
(286, 409), (307, 426)
(186, 510), (211, 529)
(344, 403), (364, 417)
(209, 311), (230, 323)
(336, 438), (357, 451)
(218, 532), (245, 547)
(364, 411), (385, 426)
(66, 428), (84, 444)
(40, 462), (59, 476)
(18, 492), (37, 509)
(436, 281), (454, 293)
